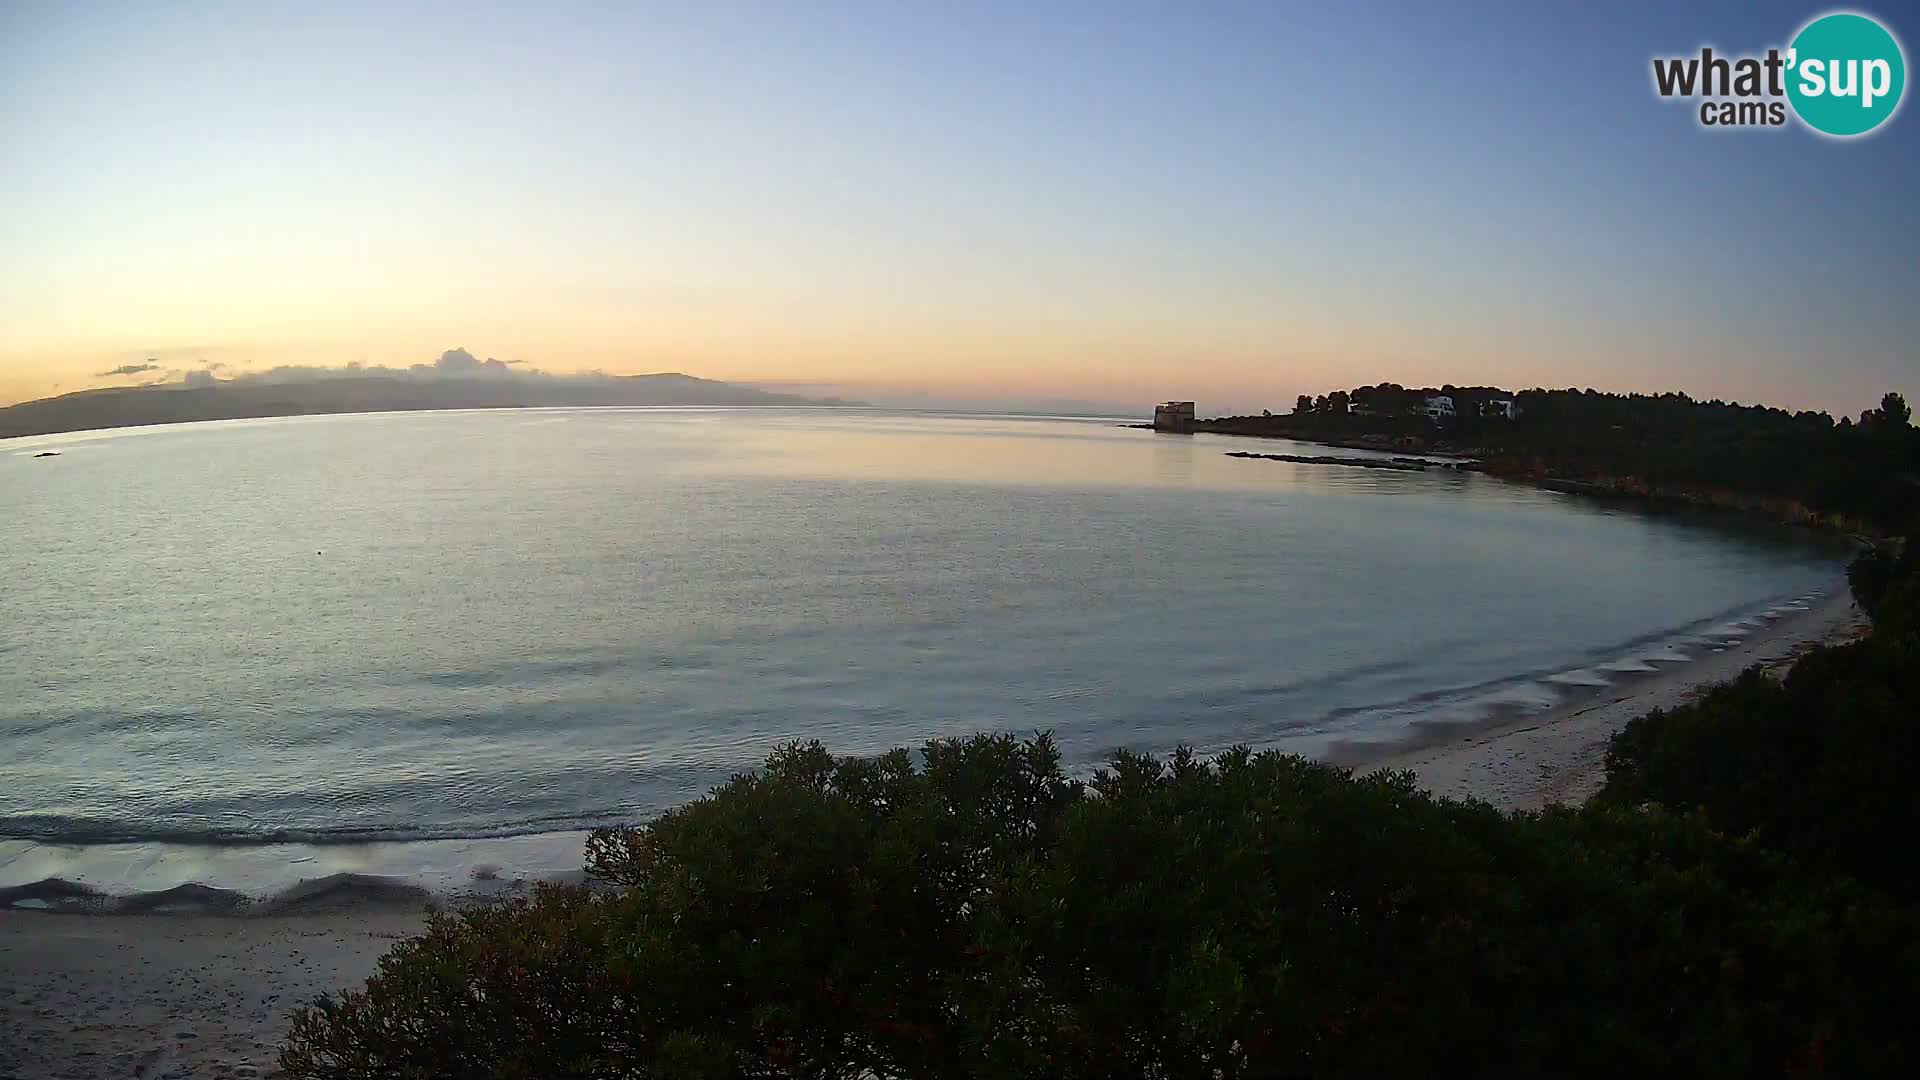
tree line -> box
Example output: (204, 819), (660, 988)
(1213, 386), (1917, 533)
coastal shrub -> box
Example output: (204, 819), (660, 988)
(956, 751), (1913, 1078)
(1600, 546), (1920, 900)
(281, 736), (1916, 1079)
(281, 884), (620, 1077)
(1599, 630), (1920, 900)
(285, 733), (1079, 1080)
(1847, 542), (1918, 636)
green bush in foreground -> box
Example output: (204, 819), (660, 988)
(1598, 634), (1920, 901)
(284, 546), (1920, 1077)
(1847, 541), (1919, 637)
(282, 735), (1917, 1079)
(1601, 544), (1920, 901)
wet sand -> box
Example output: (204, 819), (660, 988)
(0, 908), (424, 1080)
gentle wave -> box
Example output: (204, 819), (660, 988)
(0, 815), (624, 848)
(1313, 588), (1831, 761)
(0, 872), (437, 914)
(0, 589), (1843, 907)
(4, 589), (1833, 850)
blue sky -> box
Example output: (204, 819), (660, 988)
(2, 0), (1913, 414)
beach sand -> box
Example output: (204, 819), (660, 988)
(0, 909), (423, 1079)
(1353, 585), (1865, 811)
(0, 585), (1867, 1077)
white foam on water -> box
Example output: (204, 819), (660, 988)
(1484, 682), (1563, 709)
(1545, 669), (1611, 688)
(0, 832), (592, 904)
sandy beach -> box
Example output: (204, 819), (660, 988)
(0, 909), (423, 1080)
(1, 584), (1867, 1077)
(1354, 585), (1865, 811)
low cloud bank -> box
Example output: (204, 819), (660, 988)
(138, 348), (625, 390)
(228, 348), (562, 386)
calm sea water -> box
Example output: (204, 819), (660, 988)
(0, 409), (1845, 849)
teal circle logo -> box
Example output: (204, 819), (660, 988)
(1787, 12), (1906, 136)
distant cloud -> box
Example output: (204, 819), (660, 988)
(230, 347), (571, 388)
(97, 360), (161, 378)
(84, 347), (665, 394)
(430, 347), (517, 379)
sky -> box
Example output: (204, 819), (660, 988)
(2, 0), (1915, 416)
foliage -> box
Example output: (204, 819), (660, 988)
(284, 734), (1078, 1080)
(1599, 545), (1920, 900)
(283, 733), (1919, 1078)
(1599, 637), (1920, 898)
(1216, 386), (1920, 531)
(1846, 541), (1918, 635)
(1868, 392), (1910, 430)
(976, 751), (1912, 1078)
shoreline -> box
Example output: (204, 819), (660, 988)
(2, 586), (1862, 913)
(1345, 585), (1864, 811)
(0, 588), (1868, 1076)
(0, 831), (593, 916)
(1140, 421), (1884, 539)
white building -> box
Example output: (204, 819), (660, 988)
(1424, 394), (1455, 420)
(1480, 398), (1519, 419)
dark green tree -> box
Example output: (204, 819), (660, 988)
(283, 730), (1920, 1078)
(1877, 391), (1910, 428)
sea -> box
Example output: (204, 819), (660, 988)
(0, 408), (1849, 902)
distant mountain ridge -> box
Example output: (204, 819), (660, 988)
(0, 372), (862, 439)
